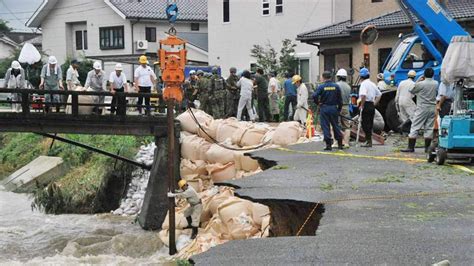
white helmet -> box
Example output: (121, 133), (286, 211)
(115, 63), (123, 71)
(189, 70), (196, 75)
(48, 56), (58, 65)
(93, 61), (102, 70)
(407, 70), (416, 77)
(336, 68), (348, 77)
(11, 61), (21, 70)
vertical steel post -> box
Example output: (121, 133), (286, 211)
(167, 99), (177, 255)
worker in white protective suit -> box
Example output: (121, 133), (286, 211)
(167, 179), (202, 239)
(292, 75), (309, 125)
(395, 70), (417, 125)
(4, 61), (26, 112)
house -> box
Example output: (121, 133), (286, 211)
(297, 0), (474, 82)
(26, 0), (208, 79)
(208, 0), (351, 82)
(0, 34), (18, 59)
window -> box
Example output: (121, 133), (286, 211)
(276, 0), (283, 14)
(262, 0), (270, 16)
(298, 59), (310, 82)
(75, 30), (88, 50)
(378, 48), (392, 73)
(372, 0), (383, 2)
(223, 0), (230, 23)
(99, 26), (124, 50)
(191, 23), (200, 31)
(146, 27), (156, 42)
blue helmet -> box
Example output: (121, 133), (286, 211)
(360, 68), (370, 78)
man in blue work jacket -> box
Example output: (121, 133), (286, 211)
(313, 71), (343, 151)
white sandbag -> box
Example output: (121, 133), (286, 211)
(158, 229), (184, 247)
(181, 135), (212, 161)
(65, 86), (95, 115)
(216, 118), (241, 142)
(233, 151), (260, 172)
(206, 188), (235, 216)
(177, 108), (213, 134)
(240, 125), (269, 147)
(272, 122), (304, 146)
(206, 162), (236, 182)
(217, 197), (253, 223)
(226, 213), (260, 240)
(251, 203), (271, 226)
(162, 211), (189, 230)
(197, 119), (222, 142)
(206, 143), (235, 164)
(187, 178), (203, 193)
(180, 159), (208, 177)
(441, 36), (474, 83)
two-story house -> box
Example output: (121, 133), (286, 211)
(26, 0), (208, 79)
(208, 0), (351, 82)
(297, 0), (474, 81)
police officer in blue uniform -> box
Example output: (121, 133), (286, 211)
(313, 71), (343, 151)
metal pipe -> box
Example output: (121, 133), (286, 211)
(167, 100), (177, 255)
(35, 133), (151, 170)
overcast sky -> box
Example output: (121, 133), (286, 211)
(0, 0), (43, 32)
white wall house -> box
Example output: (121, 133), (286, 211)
(0, 35), (19, 59)
(26, 0), (208, 80)
(208, 0), (351, 82)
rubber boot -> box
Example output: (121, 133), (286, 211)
(424, 138), (432, 153)
(401, 138), (416, 153)
(191, 227), (198, 239)
(324, 141), (332, 151)
(337, 139), (344, 150)
(361, 138), (372, 148)
(184, 216), (193, 229)
(343, 129), (351, 149)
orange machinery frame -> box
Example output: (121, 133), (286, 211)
(159, 35), (187, 103)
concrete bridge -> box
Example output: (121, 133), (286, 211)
(0, 88), (180, 235)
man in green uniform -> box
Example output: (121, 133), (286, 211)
(209, 67), (227, 119)
(226, 67), (240, 118)
(254, 68), (271, 122)
(197, 71), (212, 115)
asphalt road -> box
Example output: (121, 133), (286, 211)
(192, 138), (474, 265)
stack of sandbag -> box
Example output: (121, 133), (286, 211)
(177, 108), (213, 134)
(65, 86), (96, 115)
(159, 186), (271, 259)
(272, 121), (305, 146)
(231, 124), (270, 147)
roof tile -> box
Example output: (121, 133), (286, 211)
(110, 0), (207, 21)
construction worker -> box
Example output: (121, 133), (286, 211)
(167, 179), (202, 239)
(134, 55), (157, 115)
(66, 59), (81, 91)
(401, 68), (438, 153)
(357, 68), (381, 148)
(109, 63), (129, 115)
(292, 75), (308, 125)
(209, 67), (227, 119)
(377, 73), (387, 91)
(254, 68), (271, 122)
(437, 81), (454, 119)
(313, 71), (343, 151)
(40, 56), (64, 113)
(336, 69), (351, 148)
(226, 67), (240, 117)
(4, 61), (26, 113)
(84, 61), (107, 115)
(395, 70), (416, 127)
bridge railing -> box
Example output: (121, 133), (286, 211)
(0, 88), (167, 116)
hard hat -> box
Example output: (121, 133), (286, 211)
(211, 66), (219, 74)
(115, 63), (123, 71)
(197, 70), (204, 76)
(189, 70), (196, 75)
(359, 68), (370, 77)
(48, 56), (58, 65)
(230, 67), (237, 73)
(377, 73), (384, 80)
(204, 72), (212, 78)
(336, 69), (347, 77)
(71, 59), (79, 65)
(178, 179), (187, 189)
(322, 71), (332, 79)
(292, 75), (302, 84)
(408, 70), (416, 77)
(139, 55), (148, 64)
(93, 61), (102, 70)
(11, 61), (21, 70)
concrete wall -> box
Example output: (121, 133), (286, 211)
(208, 0), (351, 81)
(351, 0), (400, 23)
(0, 41), (16, 59)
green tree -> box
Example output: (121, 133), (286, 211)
(61, 58), (94, 86)
(250, 39), (298, 76)
(0, 19), (11, 33)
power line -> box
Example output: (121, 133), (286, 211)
(0, 0), (26, 25)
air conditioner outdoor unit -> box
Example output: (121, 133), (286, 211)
(136, 40), (148, 50)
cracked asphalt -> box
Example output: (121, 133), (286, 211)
(192, 137), (474, 265)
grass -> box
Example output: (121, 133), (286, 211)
(320, 183), (334, 191)
(401, 211), (447, 222)
(365, 174), (405, 183)
(272, 165), (290, 170)
(0, 133), (148, 214)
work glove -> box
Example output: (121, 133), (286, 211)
(167, 192), (175, 198)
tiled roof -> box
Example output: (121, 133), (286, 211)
(110, 0), (207, 21)
(177, 32), (208, 52)
(298, 0), (474, 42)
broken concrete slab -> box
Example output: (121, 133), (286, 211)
(1, 156), (66, 193)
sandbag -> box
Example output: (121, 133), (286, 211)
(181, 135), (212, 161)
(251, 203), (271, 226)
(65, 86), (95, 115)
(272, 122), (304, 146)
(217, 197), (253, 224)
(206, 188), (234, 216)
(239, 126), (269, 147)
(206, 143), (235, 164)
(206, 162), (236, 182)
(441, 36), (474, 83)
(162, 211), (189, 230)
(158, 229), (184, 247)
(216, 118), (241, 142)
(177, 108), (213, 134)
(187, 178), (203, 193)
(233, 151), (260, 172)
(197, 119), (222, 142)
(226, 213), (260, 240)
(180, 159), (207, 177)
